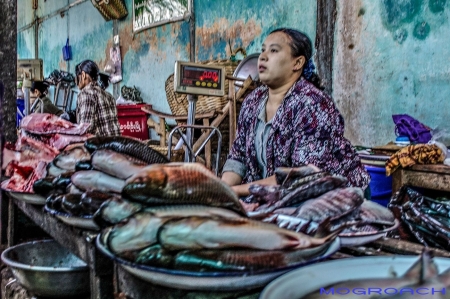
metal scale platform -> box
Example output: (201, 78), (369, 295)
(169, 61), (226, 174)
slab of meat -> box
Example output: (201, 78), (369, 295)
(20, 113), (90, 135)
(16, 136), (59, 162)
(4, 160), (47, 193)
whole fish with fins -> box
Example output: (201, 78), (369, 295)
(84, 136), (169, 165)
(122, 162), (247, 216)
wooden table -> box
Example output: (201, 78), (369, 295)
(392, 164), (450, 194)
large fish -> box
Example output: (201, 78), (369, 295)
(53, 146), (91, 171)
(122, 163), (247, 216)
(173, 244), (330, 272)
(106, 206), (241, 254)
(91, 149), (146, 179)
(158, 216), (340, 251)
(358, 200), (396, 225)
(71, 170), (125, 193)
(84, 136), (169, 164)
(94, 197), (143, 227)
(303, 249), (438, 299)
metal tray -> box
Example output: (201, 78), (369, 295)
(260, 255), (450, 299)
(1, 180), (46, 205)
(44, 205), (100, 231)
(96, 228), (340, 291)
(233, 53), (260, 90)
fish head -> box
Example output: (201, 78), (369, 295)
(123, 165), (168, 197)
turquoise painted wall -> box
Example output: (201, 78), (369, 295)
(17, 0), (317, 139)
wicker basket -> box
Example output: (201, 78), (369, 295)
(165, 59), (240, 117)
(147, 141), (184, 162)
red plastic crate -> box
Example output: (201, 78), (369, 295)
(116, 104), (150, 140)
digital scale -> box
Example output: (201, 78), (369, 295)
(171, 61), (226, 166)
(174, 61), (226, 96)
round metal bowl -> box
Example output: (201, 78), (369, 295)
(1, 239), (90, 298)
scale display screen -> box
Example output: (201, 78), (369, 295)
(174, 61), (226, 96)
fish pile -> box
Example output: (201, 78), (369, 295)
(390, 186), (450, 250)
(95, 163), (342, 273)
(33, 136), (169, 219)
(303, 249), (450, 299)
(244, 165), (396, 236)
(2, 113), (93, 192)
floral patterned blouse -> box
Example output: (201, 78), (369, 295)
(224, 77), (370, 188)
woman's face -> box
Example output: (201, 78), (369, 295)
(76, 71), (88, 89)
(258, 32), (305, 88)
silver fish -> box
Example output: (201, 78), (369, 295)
(158, 216), (340, 251)
(107, 206), (242, 254)
(71, 170), (125, 193)
(46, 161), (71, 177)
(53, 146), (91, 171)
(91, 149), (146, 179)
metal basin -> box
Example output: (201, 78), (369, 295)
(1, 239), (90, 298)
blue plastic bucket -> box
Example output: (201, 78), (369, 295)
(16, 99), (25, 127)
(364, 164), (392, 207)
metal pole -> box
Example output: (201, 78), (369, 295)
(185, 94), (197, 162)
(22, 78), (32, 116)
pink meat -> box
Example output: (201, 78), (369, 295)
(4, 160), (47, 193)
(48, 133), (94, 150)
(16, 136), (59, 162)
(20, 113), (91, 135)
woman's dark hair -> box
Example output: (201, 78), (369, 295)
(75, 59), (99, 82)
(30, 81), (49, 95)
(269, 28), (323, 90)
(98, 72), (110, 90)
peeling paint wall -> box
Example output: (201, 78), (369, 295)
(334, 0), (450, 146)
(17, 0), (317, 137)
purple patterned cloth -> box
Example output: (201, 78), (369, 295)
(226, 78), (370, 188)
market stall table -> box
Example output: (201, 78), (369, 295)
(392, 164), (450, 194)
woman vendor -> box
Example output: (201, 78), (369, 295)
(75, 59), (121, 136)
(221, 28), (370, 196)
(30, 81), (69, 119)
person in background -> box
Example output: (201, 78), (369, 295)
(221, 28), (370, 197)
(30, 81), (69, 120)
(75, 59), (121, 136)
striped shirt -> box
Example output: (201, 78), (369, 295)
(76, 82), (121, 136)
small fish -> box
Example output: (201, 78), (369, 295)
(91, 149), (146, 179)
(33, 177), (55, 197)
(84, 136), (169, 164)
(158, 216), (340, 251)
(71, 170), (125, 193)
(275, 165), (322, 186)
(122, 163), (247, 216)
(275, 187), (365, 223)
(358, 200), (396, 225)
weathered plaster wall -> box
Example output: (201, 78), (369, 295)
(17, 0), (317, 127)
(1, 0), (17, 142)
(334, 0), (450, 146)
